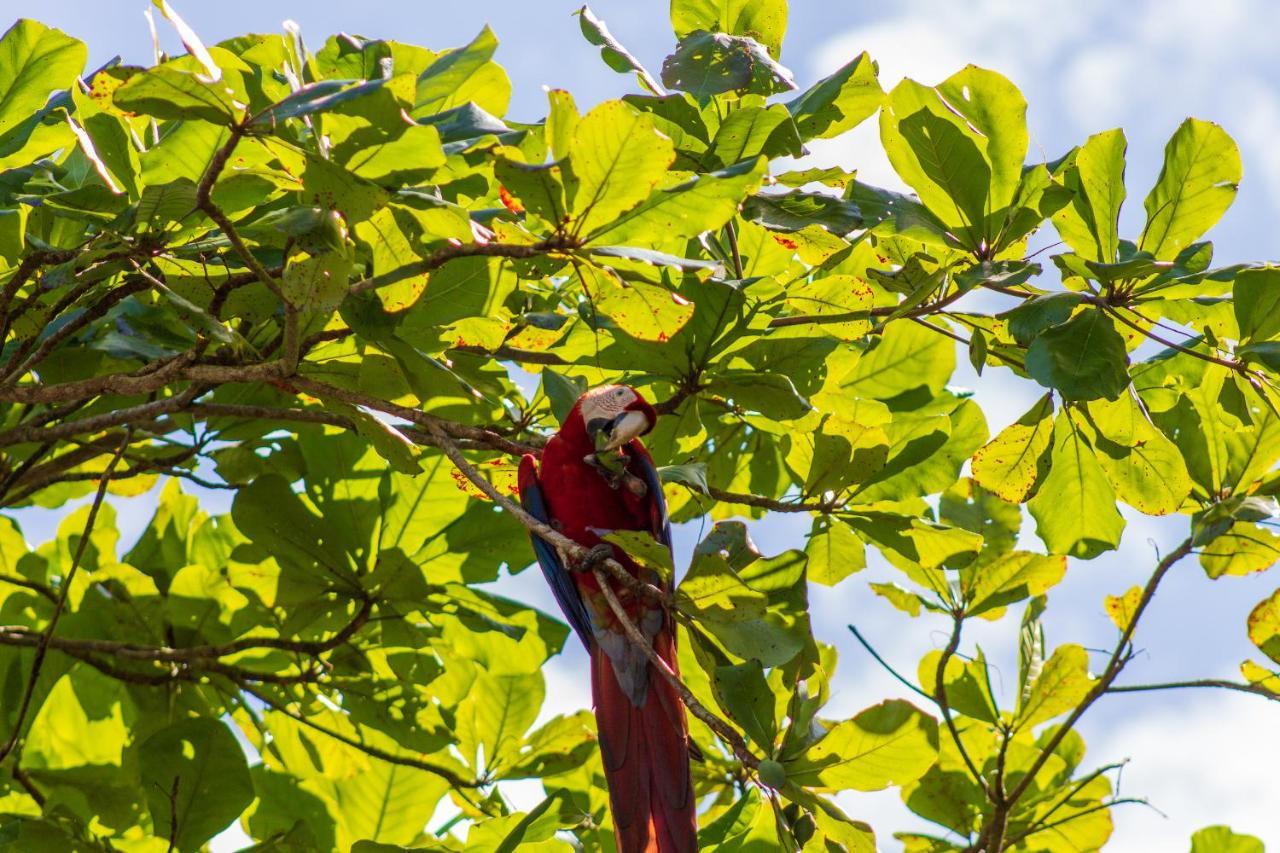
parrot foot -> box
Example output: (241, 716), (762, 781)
(575, 543), (615, 574)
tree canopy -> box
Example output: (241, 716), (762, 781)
(0, 1), (1274, 850)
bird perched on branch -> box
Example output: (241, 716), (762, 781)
(518, 385), (697, 853)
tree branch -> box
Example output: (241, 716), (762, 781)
(348, 235), (576, 296)
(1003, 537), (1194, 808)
(241, 685), (481, 790)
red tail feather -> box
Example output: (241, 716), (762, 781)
(592, 628), (697, 853)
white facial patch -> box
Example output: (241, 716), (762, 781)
(578, 384), (636, 427)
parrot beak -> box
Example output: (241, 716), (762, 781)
(593, 409), (651, 451)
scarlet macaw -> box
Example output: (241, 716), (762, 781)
(518, 385), (697, 853)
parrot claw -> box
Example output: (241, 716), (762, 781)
(575, 543), (615, 573)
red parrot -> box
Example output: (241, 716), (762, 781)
(518, 385), (697, 853)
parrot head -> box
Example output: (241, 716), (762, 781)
(567, 384), (658, 452)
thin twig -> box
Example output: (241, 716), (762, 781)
(1013, 762), (1126, 841)
(1005, 798), (1151, 846)
(591, 566), (759, 769)
(1106, 678), (1278, 701)
(846, 624), (934, 702)
(10, 764), (44, 807)
(1101, 303), (1243, 372)
(0, 429), (130, 765)
(934, 611), (991, 798)
(0, 573), (57, 604)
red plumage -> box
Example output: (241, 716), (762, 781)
(518, 387), (697, 853)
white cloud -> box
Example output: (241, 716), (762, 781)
(1090, 694), (1279, 849)
(806, 0), (1280, 230)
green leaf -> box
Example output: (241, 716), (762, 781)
(545, 88), (579, 160)
(1199, 521), (1280, 579)
(1028, 414), (1125, 559)
(282, 252), (352, 311)
(588, 156), (765, 245)
(591, 274), (695, 343)
(1050, 128), (1127, 262)
(934, 66), (1028, 221)
(805, 517), (866, 586)
(838, 318), (955, 400)
(918, 648), (1000, 723)
(254, 78), (398, 125)
(970, 394), (1054, 503)
(0, 206), (25, 263)
(139, 719), (254, 853)
(1001, 292), (1085, 347)
(577, 6), (663, 95)
(303, 153), (390, 223)
(659, 462), (710, 494)
(880, 67), (1027, 249)
(785, 51), (882, 140)
(328, 752), (451, 848)
(742, 190), (862, 234)
(704, 104), (800, 168)
(706, 371), (810, 420)
(24, 668), (132, 771)
(231, 474), (358, 581)
(494, 152), (567, 224)
(1190, 826), (1264, 853)
(1247, 589), (1280, 665)
(456, 671), (543, 776)
(1015, 644), (1092, 729)
(333, 403), (423, 474)
(0, 20), (86, 148)
(413, 26), (510, 117)
(566, 100), (675, 236)
(343, 124), (446, 184)
(713, 659), (777, 749)
(1142, 118), (1241, 260)
(963, 551), (1067, 618)
(679, 543), (768, 619)
(1024, 309), (1130, 402)
(602, 529), (675, 581)
(886, 103), (989, 241)
(940, 478), (1021, 555)
(661, 31), (796, 101)
(670, 0), (788, 57)
(784, 700), (938, 791)
(1232, 266), (1280, 343)
(1087, 393), (1192, 515)
(113, 63), (238, 124)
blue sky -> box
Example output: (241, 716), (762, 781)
(7, 1), (1280, 849)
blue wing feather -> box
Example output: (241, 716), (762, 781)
(519, 463), (595, 651)
(629, 444), (673, 550)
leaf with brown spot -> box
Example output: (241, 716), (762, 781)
(1103, 585), (1142, 632)
(971, 393), (1053, 503)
